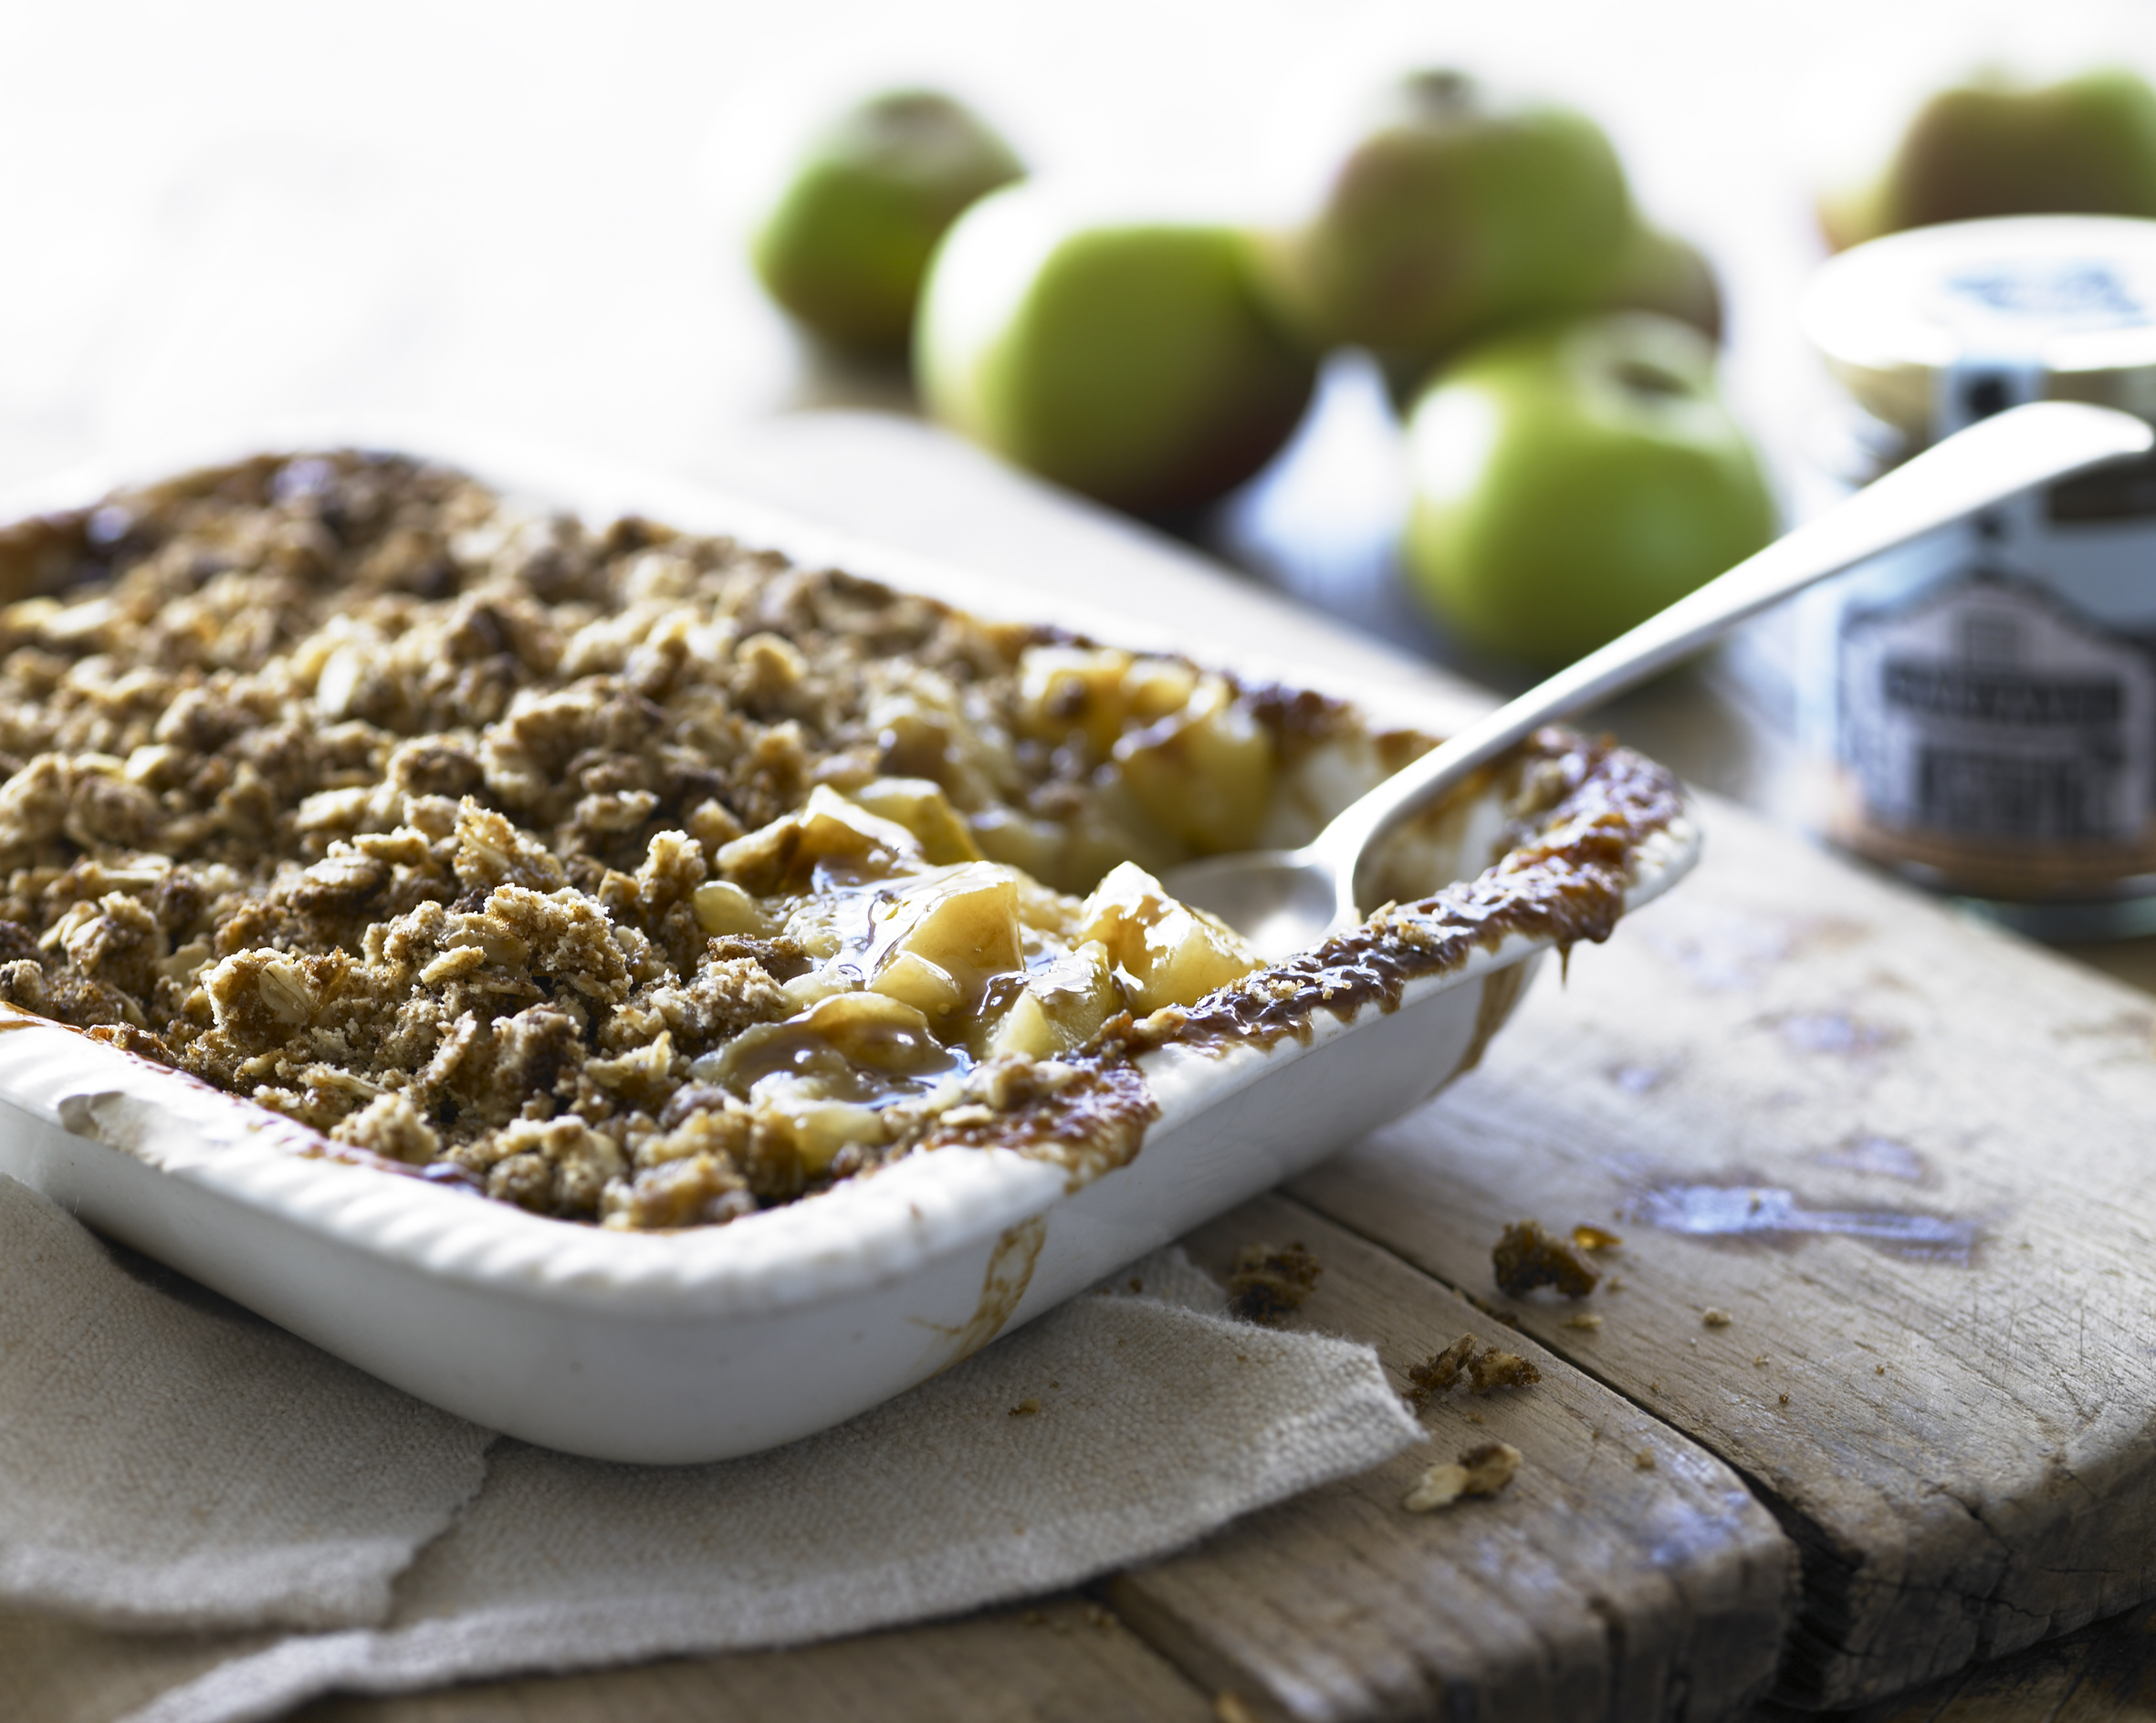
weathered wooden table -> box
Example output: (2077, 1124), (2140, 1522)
(15, 414), (2156, 1723)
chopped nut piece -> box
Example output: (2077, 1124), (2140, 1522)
(1403, 1441), (1523, 1512)
(1466, 1349), (1541, 1395)
(1560, 1311), (1604, 1331)
(1492, 1219), (1600, 1299)
(1403, 1462), (1469, 1512)
(1406, 1333), (1479, 1407)
(1633, 1450), (1657, 1470)
(1227, 1241), (1322, 1325)
(1571, 1223), (1623, 1251)
(1009, 1398), (1041, 1417)
(1703, 1308), (1732, 1328)
(1407, 1334), (1541, 1404)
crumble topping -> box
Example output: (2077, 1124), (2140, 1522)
(0, 450), (1688, 1232)
(0, 451), (1288, 1227)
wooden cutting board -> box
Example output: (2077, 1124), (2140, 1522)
(715, 415), (2156, 1712)
(14, 414), (2156, 1723)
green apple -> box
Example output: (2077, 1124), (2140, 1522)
(1402, 312), (1775, 668)
(916, 184), (1318, 515)
(1605, 225), (1722, 344)
(1376, 220), (1725, 410)
(1263, 71), (1636, 369)
(1823, 68), (2156, 250)
(752, 89), (1024, 353)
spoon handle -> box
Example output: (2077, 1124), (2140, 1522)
(1318, 399), (2155, 893)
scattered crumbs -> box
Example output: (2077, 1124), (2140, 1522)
(1634, 1450), (1657, 1470)
(1648, 1379), (1661, 1393)
(1466, 1411), (1485, 1425)
(1406, 1333), (1478, 1408)
(1753, 1354), (1769, 1368)
(1227, 1240), (1323, 1325)
(1779, 1393), (1791, 1405)
(1703, 1308), (1732, 1328)
(1083, 1603), (1114, 1630)
(1010, 1398), (1041, 1417)
(1404, 1442), (1523, 1512)
(1605, 1275), (1626, 1292)
(1216, 1695), (1258, 1723)
(1561, 1312), (1604, 1331)
(1876, 1363), (1887, 1374)
(1492, 1219), (1600, 1298)
(1467, 1348), (1542, 1395)
(1408, 1335), (1540, 1405)
(1572, 1224), (1624, 1251)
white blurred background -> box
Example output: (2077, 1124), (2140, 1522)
(4, 0), (2152, 496)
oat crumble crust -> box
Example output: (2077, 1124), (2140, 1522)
(0, 450), (1686, 1233)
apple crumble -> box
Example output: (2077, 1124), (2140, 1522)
(0, 450), (1684, 1230)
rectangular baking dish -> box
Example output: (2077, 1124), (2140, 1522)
(0, 430), (1698, 1463)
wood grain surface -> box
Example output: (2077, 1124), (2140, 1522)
(1113, 1196), (1795, 1723)
(1293, 796), (2156, 1710)
(15, 417), (2156, 1721)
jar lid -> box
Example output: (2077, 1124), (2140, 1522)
(1803, 215), (2156, 436)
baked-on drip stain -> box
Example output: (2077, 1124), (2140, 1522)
(1129, 728), (1686, 1057)
(1633, 1180), (1984, 1267)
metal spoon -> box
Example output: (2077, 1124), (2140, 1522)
(1167, 400), (2156, 958)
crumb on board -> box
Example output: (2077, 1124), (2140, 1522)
(1009, 1398), (1041, 1417)
(1227, 1240), (1323, 1325)
(1405, 1333), (1478, 1406)
(1405, 1334), (1540, 1406)
(1083, 1603), (1113, 1630)
(1492, 1219), (1600, 1299)
(1466, 1348), (1541, 1395)
(1779, 1393), (1790, 1405)
(1403, 1441), (1523, 1512)
(1560, 1311), (1603, 1331)
(1877, 1363), (1887, 1374)
(1571, 1224), (1623, 1251)
(1633, 1449), (1657, 1470)
(1703, 1308), (1732, 1328)
(1215, 1695), (1259, 1723)
(1753, 1354), (1769, 1367)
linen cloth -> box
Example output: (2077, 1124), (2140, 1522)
(0, 1174), (1421, 1723)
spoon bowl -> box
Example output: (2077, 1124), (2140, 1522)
(1169, 400), (2156, 953)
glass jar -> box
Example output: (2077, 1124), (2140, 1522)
(1797, 215), (2156, 939)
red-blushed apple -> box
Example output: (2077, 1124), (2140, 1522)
(916, 183), (1317, 516)
(752, 89), (1024, 354)
(1823, 68), (2156, 251)
(1402, 312), (1775, 668)
(1261, 71), (1636, 371)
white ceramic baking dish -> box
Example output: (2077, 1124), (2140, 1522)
(0, 433), (1699, 1463)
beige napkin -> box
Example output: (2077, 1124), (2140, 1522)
(0, 1174), (1420, 1723)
